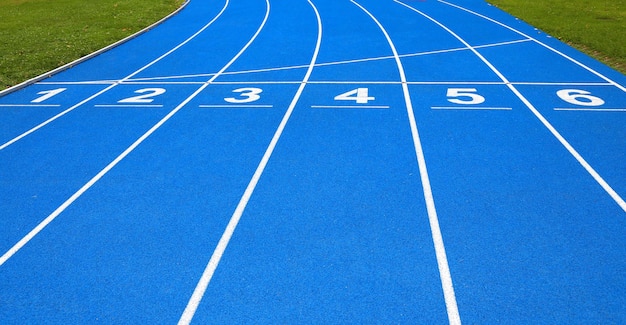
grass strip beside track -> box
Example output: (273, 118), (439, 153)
(0, 0), (185, 89)
(488, 0), (625, 74)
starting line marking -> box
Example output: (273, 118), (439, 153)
(311, 105), (390, 109)
(94, 104), (164, 108)
(431, 106), (512, 110)
(554, 108), (626, 112)
(0, 104), (61, 107)
(198, 104), (273, 108)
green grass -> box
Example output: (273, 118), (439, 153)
(1, 0), (624, 90)
(488, 0), (625, 74)
(0, 0), (184, 89)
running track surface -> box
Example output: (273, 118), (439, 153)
(1, 0), (625, 323)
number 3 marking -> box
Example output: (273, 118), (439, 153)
(118, 88), (166, 103)
(447, 88), (485, 105)
(225, 88), (263, 103)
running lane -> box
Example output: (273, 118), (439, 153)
(0, 0), (289, 322)
(185, 0), (452, 323)
(368, 0), (626, 323)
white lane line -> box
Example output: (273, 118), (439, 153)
(0, 0), (230, 151)
(513, 82), (613, 86)
(437, 0), (626, 93)
(37, 80), (615, 87)
(178, 1), (322, 324)
(37, 81), (118, 85)
(198, 104), (273, 108)
(93, 104), (164, 108)
(0, 0), (269, 268)
(0, 104), (61, 107)
(395, 0), (626, 213)
(432, 106), (512, 110)
(555, 108), (626, 112)
(122, 39), (530, 83)
(351, 1), (462, 324)
(311, 105), (390, 109)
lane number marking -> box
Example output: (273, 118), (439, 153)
(447, 88), (485, 105)
(32, 88), (67, 103)
(118, 88), (166, 103)
(335, 88), (375, 104)
(224, 87), (263, 103)
(556, 89), (605, 107)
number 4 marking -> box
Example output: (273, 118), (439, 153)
(32, 88), (67, 103)
(335, 88), (375, 104)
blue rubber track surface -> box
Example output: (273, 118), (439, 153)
(1, 0), (625, 323)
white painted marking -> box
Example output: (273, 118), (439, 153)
(512, 82), (613, 86)
(123, 39), (531, 83)
(32, 88), (67, 103)
(352, 1), (461, 324)
(198, 104), (273, 108)
(0, 0), (267, 269)
(118, 88), (167, 104)
(93, 104), (164, 108)
(396, 0), (626, 213)
(437, 0), (626, 93)
(178, 1), (322, 324)
(554, 108), (626, 112)
(37, 81), (117, 85)
(0, 104), (61, 107)
(224, 87), (263, 104)
(0, 0), (230, 151)
(432, 106), (512, 110)
(39, 80), (614, 87)
(311, 105), (389, 109)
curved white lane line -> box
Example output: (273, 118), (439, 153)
(121, 38), (531, 83)
(0, 0), (230, 151)
(437, 0), (626, 92)
(395, 0), (626, 213)
(177, 0), (322, 323)
(0, 0), (268, 268)
(350, 1), (462, 324)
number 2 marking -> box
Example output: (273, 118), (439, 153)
(32, 88), (67, 103)
(225, 88), (263, 103)
(118, 88), (166, 103)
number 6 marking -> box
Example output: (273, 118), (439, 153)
(556, 89), (605, 106)
(225, 88), (263, 103)
(118, 88), (166, 103)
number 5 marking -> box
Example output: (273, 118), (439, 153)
(32, 88), (67, 103)
(447, 88), (485, 105)
(225, 88), (263, 103)
(118, 88), (166, 103)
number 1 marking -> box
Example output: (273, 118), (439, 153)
(31, 88), (67, 103)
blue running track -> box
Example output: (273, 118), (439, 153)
(1, 0), (625, 323)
